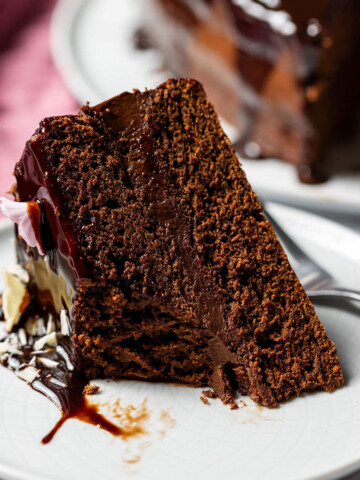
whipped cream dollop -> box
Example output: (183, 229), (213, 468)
(0, 197), (44, 255)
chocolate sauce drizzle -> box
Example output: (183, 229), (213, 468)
(0, 121), (117, 442)
(0, 106), (159, 444)
(0, 302), (123, 444)
(40, 371), (122, 445)
(26, 201), (43, 252)
(16, 130), (89, 285)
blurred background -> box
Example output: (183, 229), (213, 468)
(0, 0), (78, 199)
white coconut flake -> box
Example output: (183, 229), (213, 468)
(49, 377), (67, 388)
(60, 309), (71, 336)
(0, 197), (44, 255)
(1, 269), (30, 333)
(0, 342), (10, 354)
(9, 333), (19, 345)
(29, 356), (36, 367)
(25, 318), (38, 336)
(35, 318), (46, 336)
(37, 357), (59, 369)
(0, 342), (22, 355)
(7, 265), (30, 284)
(25, 317), (46, 337)
(9, 346), (22, 355)
(16, 366), (39, 383)
(46, 315), (55, 335)
(33, 332), (58, 351)
(7, 356), (21, 369)
(18, 328), (27, 346)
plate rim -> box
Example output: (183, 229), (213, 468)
(50, 0), (96, 105)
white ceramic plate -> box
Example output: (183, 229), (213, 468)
(50, 0), (360, 214)
(1, 203), (360, 480)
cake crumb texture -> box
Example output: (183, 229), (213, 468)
(31, 78), (343, 407)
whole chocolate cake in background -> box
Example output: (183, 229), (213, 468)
(143, 0), (360, 183)
(0, 79), (343, 439)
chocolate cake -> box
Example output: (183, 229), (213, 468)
(0, 79), (343, 434)
(143, 0), (360, 182)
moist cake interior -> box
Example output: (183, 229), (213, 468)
(5, 79), (343, 411)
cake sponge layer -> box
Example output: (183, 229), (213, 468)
(15, 79), (343, 407)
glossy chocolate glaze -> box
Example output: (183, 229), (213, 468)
(0, 298), (122, 443)
(9, 133), (93, 441)
(144, 0), (360, 182)
(5, 122), (122, 442)
(15, 129), (89, 286)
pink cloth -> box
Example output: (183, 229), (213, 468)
(0, 0), (78, 216)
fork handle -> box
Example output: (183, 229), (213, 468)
(308, 287), (360, 303)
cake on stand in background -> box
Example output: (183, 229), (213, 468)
(143, 0), (360, 183)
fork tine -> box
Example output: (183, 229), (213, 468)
(263, 208), (313, 264)
(261, 203), (356, 298)
(308, 287), (360, 303)
(262, 204), (333, 288)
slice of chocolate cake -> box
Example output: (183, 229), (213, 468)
(0, 79), (343, 422)
(143, 0), (360, 182)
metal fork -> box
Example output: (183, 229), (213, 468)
(264, 206), (360, 303)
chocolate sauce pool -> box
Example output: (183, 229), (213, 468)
(40, 374), (122, 445)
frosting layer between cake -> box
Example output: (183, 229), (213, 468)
(0, 80), (343, 429)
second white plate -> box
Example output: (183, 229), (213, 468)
(50, 0), (360, 214)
